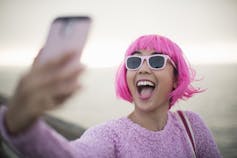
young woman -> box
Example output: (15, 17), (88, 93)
(0, 34), (221, 158)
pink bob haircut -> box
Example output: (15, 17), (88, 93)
(115, 34), (202, 108)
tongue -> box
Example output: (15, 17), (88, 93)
(140, 87), (154, 99)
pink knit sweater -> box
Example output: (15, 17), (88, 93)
(0, 107), (221, 158)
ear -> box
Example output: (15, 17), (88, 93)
(172, 69), (178, 89)
(173, 80), (177, 89)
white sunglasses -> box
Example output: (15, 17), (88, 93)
(125, 54), (176, 70)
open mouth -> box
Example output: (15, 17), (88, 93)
(136, 80), (156, 100)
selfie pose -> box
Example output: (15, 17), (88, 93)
(0, 34), (221, 158)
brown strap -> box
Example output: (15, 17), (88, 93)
(177, 110), (196, 154)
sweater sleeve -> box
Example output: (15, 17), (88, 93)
(0, 106), (115, 158)
(185, 111), (222, 158)
(70, 122), (117, 158)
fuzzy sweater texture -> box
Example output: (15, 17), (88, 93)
(0, 106), (221, 158)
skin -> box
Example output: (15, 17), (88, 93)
(5, 51), (85, 135)
(127, 50), (177, 131)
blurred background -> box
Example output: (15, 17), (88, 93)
(0, 0), (237, 157)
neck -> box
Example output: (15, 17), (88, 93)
(128, 103), (169, 131)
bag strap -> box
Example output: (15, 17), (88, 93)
(176, 110), (197, 157)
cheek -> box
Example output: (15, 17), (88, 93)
(156, 71), (176, 93)
(126, 71), (135, 91)
(161, 78), (174, 92)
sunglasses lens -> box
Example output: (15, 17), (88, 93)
(149, 56), (165, 69)
(127, 57), (142, 69)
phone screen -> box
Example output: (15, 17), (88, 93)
(38, 16), (91, 66)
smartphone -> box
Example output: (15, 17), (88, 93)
(38, 16), (91, 67)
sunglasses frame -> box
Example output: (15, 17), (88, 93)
(125, 54), (176, 71)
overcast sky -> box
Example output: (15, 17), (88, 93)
(0, 0), (237, 67)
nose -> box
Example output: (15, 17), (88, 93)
(138, 60), (152, 74)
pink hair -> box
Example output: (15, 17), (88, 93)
(115, 34), (202, 108)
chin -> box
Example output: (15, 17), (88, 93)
(134, 98), (169, 113)
(134, 101), (157, 112)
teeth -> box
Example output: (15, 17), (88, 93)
(137, 80), (155, 87)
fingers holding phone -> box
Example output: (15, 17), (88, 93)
(5, 16), (91, 135)
(6, 51), (85, 135)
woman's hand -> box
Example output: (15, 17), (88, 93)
(5, 51), (84, 135)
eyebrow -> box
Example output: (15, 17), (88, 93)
(131, 51), (163, 55)
(131, 51), (141, 55)
(152, 52), (162, 55)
